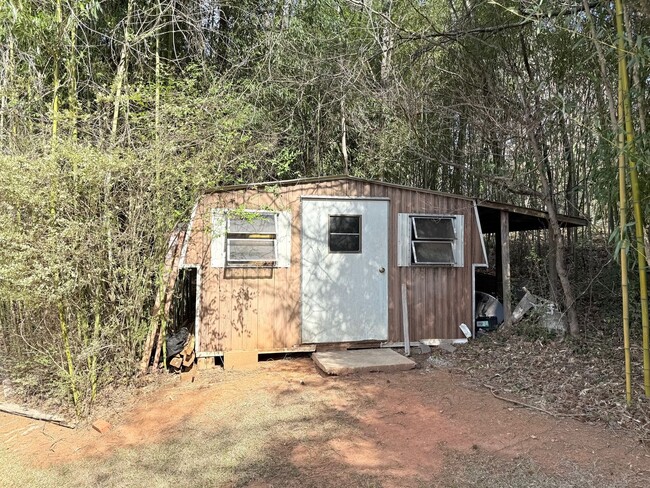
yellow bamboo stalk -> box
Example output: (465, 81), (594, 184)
(617, 77), (632, 406)
(50, 179), (80, 414)
(89, 296), (101, 401)
(58, 300), (79, 412)
(155, 32), (160, 142)
(615, 0), (650, 397)
(51, 0), (62, 147)
(67, 12), (78, 142)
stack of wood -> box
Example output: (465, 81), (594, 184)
(168, 334), (195, 372)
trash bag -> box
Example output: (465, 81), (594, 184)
(166, 327), (190, 359)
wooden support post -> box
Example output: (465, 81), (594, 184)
(495, 230), (503, 298)
(401, 283), (410, 356)
(500, 211), (511, 327)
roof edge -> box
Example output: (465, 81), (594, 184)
(204, 175), (474, 202)
(203, 175), (588, 227)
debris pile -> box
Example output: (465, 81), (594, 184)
(511, 287), (567, 335)
(166, 327), (196, 373)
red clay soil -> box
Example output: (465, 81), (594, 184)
(2, 358), (649, 485)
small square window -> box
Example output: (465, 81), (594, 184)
(329, 215), (361, 253)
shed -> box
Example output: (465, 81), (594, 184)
(177, 176), (586, 357)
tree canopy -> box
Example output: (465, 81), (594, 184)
(1, 0), (649, 411)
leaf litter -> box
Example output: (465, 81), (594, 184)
(449, 327), (650, 444)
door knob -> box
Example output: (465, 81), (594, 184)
(379, 266), (385, 273)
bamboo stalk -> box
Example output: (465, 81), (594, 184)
(110, 0), (132, 144)
(155, 30), (160, 142)
(615, 0), (650, 397)
(89, 294), (101, 401)
(617, 71), (632, 406)
(67, 11), (78, 142)
(51, 0), (62, 148)
(58, 300), (79, 414)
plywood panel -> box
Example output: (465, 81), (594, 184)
(255, 270), (275, 351)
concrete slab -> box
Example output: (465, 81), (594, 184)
(312, 349), (416, 376)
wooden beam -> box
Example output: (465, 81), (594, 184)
(500, 211), (512, 327)
(0, 402), (76, 429)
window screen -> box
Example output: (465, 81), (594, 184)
(412, 241), (455, 264)
(329, 215), (361, 253)
(227, 214), (276, 235)
(227, 239), (277, 262)
(225, 211), (278, 265)
(412, 217), (455, 240)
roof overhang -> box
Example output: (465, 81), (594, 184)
(476, 200), (587, 233)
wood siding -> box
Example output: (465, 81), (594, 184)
(183, 179), (487, 353)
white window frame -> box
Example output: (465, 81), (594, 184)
(211, 209), (292, 268)
(398, 213), (464, 267)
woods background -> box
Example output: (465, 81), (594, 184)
(0, 0), (648, 413)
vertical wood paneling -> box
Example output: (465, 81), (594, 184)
(187, 179), (484, 352)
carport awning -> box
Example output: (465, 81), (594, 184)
(476, 201), (588, 234)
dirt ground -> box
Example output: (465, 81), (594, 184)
(1, 355), (649, 487)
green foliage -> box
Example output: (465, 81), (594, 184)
(2, 0), (650, 409)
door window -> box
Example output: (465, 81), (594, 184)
(328, 215), (361, 253)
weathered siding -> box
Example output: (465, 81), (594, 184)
(183, 178), (486, 353)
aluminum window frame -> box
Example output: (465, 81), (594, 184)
(411, 216), (456, 241)
(410, 215), (459, 266)
(397, 213), (464, 267)
(411, 240), (456, 265)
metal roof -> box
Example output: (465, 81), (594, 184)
(206, 175), (588, 232)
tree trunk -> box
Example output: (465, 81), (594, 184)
(341, 96), (349, 174)
(521, 100), (580, 337)
(379, 0), (393, 87)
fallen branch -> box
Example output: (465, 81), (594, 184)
(0, 402), (76, 429)
(483, 385), (587, 419)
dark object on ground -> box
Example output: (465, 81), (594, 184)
(475, 292), (504, 332)
(166, 327), (190, 359)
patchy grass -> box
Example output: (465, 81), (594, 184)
(1, 360), (647, 487)
(0, 379), (374, 488)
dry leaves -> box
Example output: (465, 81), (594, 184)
(452, 329), (650, 443)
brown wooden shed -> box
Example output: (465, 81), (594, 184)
(176, 176), (586, 357)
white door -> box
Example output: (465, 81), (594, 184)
(301, 198), (389, 343)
